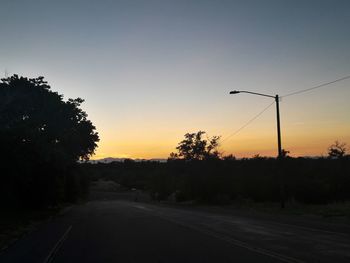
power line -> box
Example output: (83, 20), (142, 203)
(221, 74), (350, 145)
(222, 101), (275, 143)
(282, 74), (350, 98)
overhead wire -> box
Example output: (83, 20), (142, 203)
(222, 74), (350, 143)
(282, 74), (350, 98)
(221, 101), (275, 143)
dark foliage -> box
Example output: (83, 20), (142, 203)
(0, 75), (99, 208)
(169, 131), (221, 160)
(83, 156), (350, 205)
(328, 141), (347, 159)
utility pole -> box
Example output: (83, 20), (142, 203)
(230, 90), (285, 208)
(275, 95), (282, 158)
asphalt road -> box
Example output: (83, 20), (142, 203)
(1, 192), (350, 263)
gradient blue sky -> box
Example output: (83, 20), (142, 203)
(1, 0), (350, 158)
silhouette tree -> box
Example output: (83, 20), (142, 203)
(170, 131), (221, 160)
(281, 149), (290, 158)
(0, 75), (99, 161)
(0, 75), (99, 207)
(328, 141), (347, 159)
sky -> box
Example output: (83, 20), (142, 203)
(1, 0), (350, 159)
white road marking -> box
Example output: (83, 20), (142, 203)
(213, 215), (350, 237)
(124, 202), (346, 262)
(160, 216), (306, 263)
(43, 225), (72, 263)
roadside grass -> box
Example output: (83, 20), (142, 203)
(0, 207), (60, 251)
(150, 190), (350, 220)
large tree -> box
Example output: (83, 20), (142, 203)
(0, 75), (99, 207)
(169, 131), (221, 160)
(328, 141), (347, 159)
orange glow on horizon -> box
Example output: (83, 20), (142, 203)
(90, 92), (350, 160)
(91, 133), (350, 160)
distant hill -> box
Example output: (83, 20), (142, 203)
(88, 157), (167, 164)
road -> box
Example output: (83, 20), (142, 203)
(1, 191), (350, 263)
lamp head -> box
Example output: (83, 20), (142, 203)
(229, 90), (240, 94)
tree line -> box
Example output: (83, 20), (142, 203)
(1, 75), (348, 209)
(85, 131), (349, 205)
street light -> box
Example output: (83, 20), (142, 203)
(230, 90), (285, 208)
(229, 90), (282, 159)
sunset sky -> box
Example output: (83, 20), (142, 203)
(1, 0), (350, 159)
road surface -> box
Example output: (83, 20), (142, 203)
(1, 192), (350, 263)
